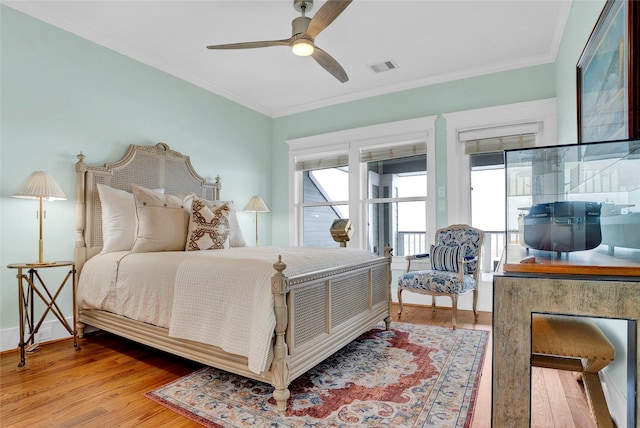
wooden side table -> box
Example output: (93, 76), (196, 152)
(6, 261), (80, 367)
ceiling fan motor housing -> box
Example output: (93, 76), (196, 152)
(292, 16), (312, 37)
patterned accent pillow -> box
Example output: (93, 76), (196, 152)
(430, 244), (463, 272)
(200, 199), (246, 247)
(186, 198), (231, 251)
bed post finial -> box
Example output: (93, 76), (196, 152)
(76, 152), (86, 166)
(75, 151), (88, 273)
(271, 255), (290, 413)
(273, 255), (286, 274)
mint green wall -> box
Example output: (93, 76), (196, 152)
(0, 6), (272, 332)
(271, 64), (556, 244)
(556, 0), (607, 144)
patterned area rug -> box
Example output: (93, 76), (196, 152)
(146, 322), (488, 427)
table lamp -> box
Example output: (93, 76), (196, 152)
(13, 171), (67, 265)
(243, 195), (269, 246)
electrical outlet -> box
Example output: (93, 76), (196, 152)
(36, 327), (53, 342)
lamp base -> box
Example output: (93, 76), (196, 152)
(26, 261), (58, 267)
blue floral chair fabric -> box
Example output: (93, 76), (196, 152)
(397, 224), (484, 329)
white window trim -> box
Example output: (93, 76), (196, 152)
(443, 98), (557, 225)
(287, 116), (437, 255)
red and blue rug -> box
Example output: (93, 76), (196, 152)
(146, 322), (488, 427)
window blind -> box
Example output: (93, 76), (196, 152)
(464, 133), (536, 155)
(360, 143), (426, 163)
(295, 154), (349, 172)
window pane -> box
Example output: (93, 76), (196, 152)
(470, 153), (506, 275)
(367, 155), (427, 198)
(367, 201), (427, 257)
(304, 168), (348, 205)
(302, 205), (349, 247)
(471, 167), (505, 231)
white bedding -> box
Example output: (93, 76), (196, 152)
(77, 247), (378, 373)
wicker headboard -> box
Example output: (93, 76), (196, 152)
(75, 142), (221, 272)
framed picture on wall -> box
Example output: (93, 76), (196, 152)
(577, 0), (639, 143)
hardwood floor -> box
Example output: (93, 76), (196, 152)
(1, 303), (595, 427)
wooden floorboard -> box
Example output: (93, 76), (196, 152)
(0, 303), (596, 427)
(531, 367), (554, 428)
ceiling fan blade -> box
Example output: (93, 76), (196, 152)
(306, 0), (352, 39)
(311, 46), (348, 83)
(207, 38), (291, 50)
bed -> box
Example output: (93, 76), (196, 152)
(74, 142), (392, 412)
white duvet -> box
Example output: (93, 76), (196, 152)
(77, 247), (378, 374)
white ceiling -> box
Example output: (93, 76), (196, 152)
(4, 0), (572, 117)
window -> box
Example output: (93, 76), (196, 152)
(470, 152), (506, 273)
(467, 134), (535, 275)
(301, 167), (349, 247)
(364, 148), (427, 256)
(444, 99), (557, 280)
(287, 117), (436, 261)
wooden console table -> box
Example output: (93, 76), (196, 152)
(492, 273), (639, 427)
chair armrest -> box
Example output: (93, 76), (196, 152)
(405, 253), (430, 272)
(405, 253), (429, 260)
(459, 256), (478, 281)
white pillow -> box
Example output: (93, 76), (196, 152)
(202, 200), (247, 247)
(186, 198), (231, 251)
(97, 183), (137, 254)
(131, 185), (193, 253)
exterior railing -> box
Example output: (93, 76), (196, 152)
(397, 230), (505, 272)
(397, 231), (427, 257)
(482, 230), (505, 272)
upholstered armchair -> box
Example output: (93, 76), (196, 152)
(397, 224), (484, 329)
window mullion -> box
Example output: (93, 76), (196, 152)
(301, 200), (350, 208)
(366, 196), (427, 204)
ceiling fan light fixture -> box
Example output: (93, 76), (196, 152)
(292, 39), (314, 56)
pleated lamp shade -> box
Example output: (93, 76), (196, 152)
(243, 195), (269, 246)
(243, 195), (270, 213)
(13, 171), (67, 201)
(13, 171), (67, 265)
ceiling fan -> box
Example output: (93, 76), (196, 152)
(206, 0), (352, 83)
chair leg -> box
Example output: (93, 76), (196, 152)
(582, 371), (614, 428)
(451, 294), (458, 330)
(431, 297), (436, 315)
(397, 288), (403, 321)
(472, 288), (479, 321)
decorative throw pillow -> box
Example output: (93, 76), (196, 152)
(186, 198), (231, 251)
(201, 199), (247, 247)
(430, 244), (463, 272)
(97, 184), (166, 254)
(97, 183), (137, 254)
(131, 185), (193, 253)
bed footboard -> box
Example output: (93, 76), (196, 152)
(270, 246), (392, 412)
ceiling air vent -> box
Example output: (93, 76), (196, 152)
(369, 60), (398, 73)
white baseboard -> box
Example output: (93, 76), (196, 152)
(0, 317), (74, 353)
(601, 369), (628, 428)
